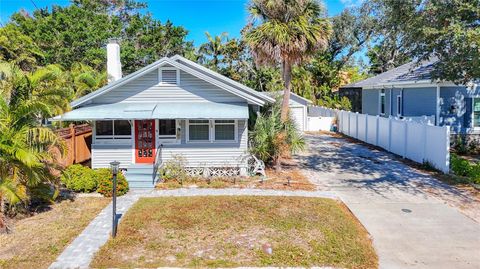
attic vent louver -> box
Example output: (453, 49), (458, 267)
(159, 69), (178, 85)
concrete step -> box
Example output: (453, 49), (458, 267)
(126, 165), (155, 175)
(128, 181), (156, 189)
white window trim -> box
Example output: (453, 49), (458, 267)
(186, 120), (211, 143)
(213, 120), (238, 143)
(93, 120), (132, 144)
(379, 89), (386, 116)
(157, 119), (180, 144)
(186, 119), (238, 143)
(157, 67), (180, 86)
(396, 95), (402, 117)
(472, 97), (480, 130)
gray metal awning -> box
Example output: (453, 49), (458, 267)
(51, 102), (249, 121)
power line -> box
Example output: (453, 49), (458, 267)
(29, 0), (39, 10)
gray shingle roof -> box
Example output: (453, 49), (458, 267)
(341, 58), (438, 88)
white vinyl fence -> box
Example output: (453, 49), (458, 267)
(313, 107), (450, 173)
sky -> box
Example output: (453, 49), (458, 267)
(0, 0), (351, 46)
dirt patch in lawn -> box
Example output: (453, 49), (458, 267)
(91, 196), (377, 268)
(0, 197), (109, 269)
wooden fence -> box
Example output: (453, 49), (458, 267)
(54, 124), (92, 167)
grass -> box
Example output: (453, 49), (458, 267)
(0, 197), (109, 269)
(156, 167), (316, 191)
(91, 196), (377, 268)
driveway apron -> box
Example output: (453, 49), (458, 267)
(297, 134), (480, 269)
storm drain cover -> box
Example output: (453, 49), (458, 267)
(401, 208), (412, 213)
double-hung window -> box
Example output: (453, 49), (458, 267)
(188, 120), (210, 142)
(158, 119), (179, 143)
(214, 120), (236, 141)
(95, 120), (131, 142)
(187, 120), (237, 142)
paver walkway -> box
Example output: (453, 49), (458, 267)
(49, 188), (336, 269)
(297, 133), (480, 269)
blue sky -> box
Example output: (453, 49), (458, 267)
(0, 0), (350, 46)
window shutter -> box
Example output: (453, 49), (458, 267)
(160, 69), (178, 84)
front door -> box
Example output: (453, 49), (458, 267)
(135, 120), (156, 163)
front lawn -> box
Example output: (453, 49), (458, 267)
(92, 196), (377, 268)
(0, 197), (109, 269)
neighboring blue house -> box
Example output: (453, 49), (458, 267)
(341, 59), (479, 134)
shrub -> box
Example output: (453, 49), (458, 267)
(60, 164), (97, 192)
(249, 101), (305, 169)
(95, 168), (129, 197)
(450, 154), (472, 177)
(158, 155), (188, 184)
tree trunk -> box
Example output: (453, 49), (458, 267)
(280, 61), (292, 122)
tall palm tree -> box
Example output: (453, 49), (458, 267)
(199, 32), (228, 71)
(243, 0), (332, 121)
(0, 63), (67, 224)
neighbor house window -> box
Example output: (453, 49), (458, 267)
(95, 120), (131, 140)
(473, 98), (480, 127)
(214, 120), (236, 141)
(380, 89), (386, 115)
(188, 120), (210, 141)
(396, 95), (402, 116)
(158, 68), (179, 85)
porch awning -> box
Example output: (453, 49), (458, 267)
(51, 102), (248, 121)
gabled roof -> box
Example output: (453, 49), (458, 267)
(261, 91), (313, 106)
(341, 58), (438, 89)
(71, 55), (274, 108)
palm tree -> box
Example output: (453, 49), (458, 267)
(0, 63), (67, 223)
(243, 0), (332, 122)
(70, 63), (107, 98)
(199, 32), (228, 71)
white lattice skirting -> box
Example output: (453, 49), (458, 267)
(185, 167), (241, 177)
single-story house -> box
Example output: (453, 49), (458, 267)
(341, 59), (479, 134)
(53, 40), (275, 188)
(262, 91), (312, 132)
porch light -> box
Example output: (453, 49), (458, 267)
(110, 160), (120, 237)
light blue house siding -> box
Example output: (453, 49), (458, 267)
(362, 89), (379, 115)
(402, 87), (436, 117)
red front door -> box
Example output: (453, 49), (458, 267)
(135, 120), (156, 163)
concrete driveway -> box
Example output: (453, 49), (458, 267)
(296, 133), (480, 269)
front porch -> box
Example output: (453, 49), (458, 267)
(53, 102), (250, 189)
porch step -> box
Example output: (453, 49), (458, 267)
(124, 164), (159, 189)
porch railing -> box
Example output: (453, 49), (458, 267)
(153, 144), (164, 183)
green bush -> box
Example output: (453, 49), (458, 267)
(450, 154), (472, 177)
(60, 164), (97, 192)
(95, 168), (129, 197)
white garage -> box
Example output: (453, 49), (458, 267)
(261, 91), (312, 132)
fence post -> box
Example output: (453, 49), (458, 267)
(403, 121), (408, 158)
(355, 112), (359, 139)
(388, 118), (392, 151)
(376, 116), (379, 146)
(69, 123), (76, 164)
(422, 123), (427, 164)
(445, 126), (451, 173)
